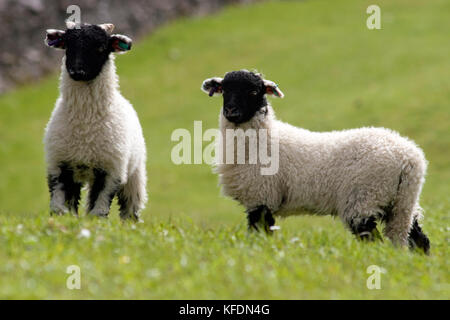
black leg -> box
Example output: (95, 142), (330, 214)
(117, 187), (138, 221)
(408, 219), (430, 255)
(48, 163), (82, 215)
(117, 188), (128, 218)
(246, 205), (275, 234)
(349, 216), (383, 242)
(247, 206), (262, 231)
(58, 163), (82, 214)
(47, 174), (58, 195)
(47, 173), (60, 215)
(88, 168), (119, 217)
(263, 209), (275, 233)
(88, 168), (107, 213)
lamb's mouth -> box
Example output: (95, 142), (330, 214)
(69, 74), (95, 82)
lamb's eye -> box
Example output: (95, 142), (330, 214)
(98, 46), (105, 53)
(250, 90), (258, 96)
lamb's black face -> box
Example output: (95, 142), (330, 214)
(221, 71), (267, 124)
(64, 25), (111, 81)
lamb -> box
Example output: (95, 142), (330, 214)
(201, 70), (430, 253)
(44, 21), (147, 220)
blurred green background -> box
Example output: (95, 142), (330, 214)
(0, 0), (448, 299)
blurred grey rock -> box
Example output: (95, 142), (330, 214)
(0, 0), (256, 94)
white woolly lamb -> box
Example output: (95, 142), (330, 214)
(44, 22), (147, 220)
(202, 70), (430, 253)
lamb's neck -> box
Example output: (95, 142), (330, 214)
(59, 56), (119, 113)
(217, 104), (278, 170)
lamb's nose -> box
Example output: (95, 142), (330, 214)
(69, 69), (87, 80)
(224, 107), (241, 122)
(70, 70), (85, 75)
(225, 107), (239, 118)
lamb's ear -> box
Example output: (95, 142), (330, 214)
(263, 79), (284, 98)
(110, 34), (132, 53)
(98, 23), (115, 33)
(66, 20), (77, 29)
(45, 29), (66, 49)
(201, 77), (223, 97)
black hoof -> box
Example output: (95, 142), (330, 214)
(247, 205), (275, 234)
(408, 220), (430, 255)
(350, 216), (383, 242)
(357, 227), (383, 242)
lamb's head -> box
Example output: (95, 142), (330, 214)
(202, 70), (284, 124)
(45, 22), (132, 81)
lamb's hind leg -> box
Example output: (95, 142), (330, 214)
(408, 218), (430, 255)
(384, 160), (427, 248)
(88, 168), (120, 218)
(117, 165), (147, 221)
(48, 163), (82, 215)
(246, 205), (275, 234)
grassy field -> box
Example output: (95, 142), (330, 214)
(0, 0), (448, 299)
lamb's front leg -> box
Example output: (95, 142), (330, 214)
(348, 216), (383, 242)
(246, 205), (276, 234)
(48, 163), (82, 215)
(88, 168), (120, 217)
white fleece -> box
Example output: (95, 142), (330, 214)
(44, 55), (147, 218)
(216, 104), (427, 246)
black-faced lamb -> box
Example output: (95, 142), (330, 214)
(201, 70), (430, 254)
(44, 22), (147, 220)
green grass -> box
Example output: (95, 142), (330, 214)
(0, 0), (449, 299)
